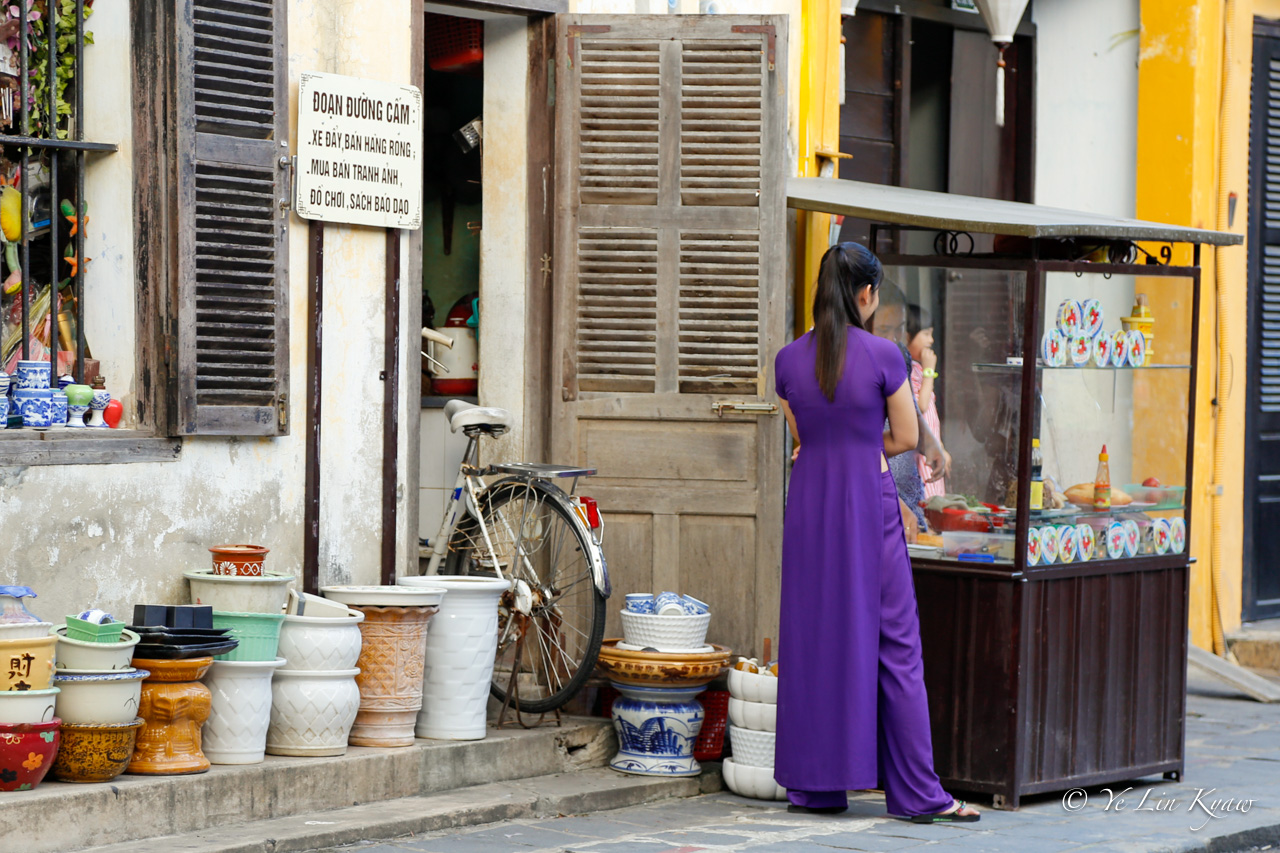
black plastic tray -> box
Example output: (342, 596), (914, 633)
(133, 639), (238, 659)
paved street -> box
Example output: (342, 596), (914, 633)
(322, 668), (1280, 853)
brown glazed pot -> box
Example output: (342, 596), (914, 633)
(52, 717), (144, 782)
(127, 657), (213, 775)
(347, 605), (439, 747)
(209, 545), (270, 577)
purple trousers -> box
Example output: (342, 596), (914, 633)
(785, 470), (952, 817)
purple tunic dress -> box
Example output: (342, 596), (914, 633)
(773, 326), (952, 816)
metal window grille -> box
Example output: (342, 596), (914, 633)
(1, 0), (115, 386)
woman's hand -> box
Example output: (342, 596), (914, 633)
(921, 346), (938, 371)
(791, 443), (801, 463)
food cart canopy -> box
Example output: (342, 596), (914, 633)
(787, 178), (1243, 246)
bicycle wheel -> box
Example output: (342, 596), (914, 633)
(445, 478), (606, 714)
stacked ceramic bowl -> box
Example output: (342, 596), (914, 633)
(723, 663), (784, 801)
(266, 590), (363, 758)
(50, 614), (147, 783)
(619, 591), (711, 653)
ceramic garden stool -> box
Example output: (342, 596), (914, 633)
(319, 586), (446, 747)
(595, 640), (731, 778)
(128, 657), (213, 775)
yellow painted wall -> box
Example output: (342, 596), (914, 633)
(795, 0), (841, 335)
(1136, 0), (1249, 651)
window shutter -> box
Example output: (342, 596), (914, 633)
(557, 15), (786, 397)
(175, 0), (289, 435)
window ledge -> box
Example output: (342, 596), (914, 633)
(0, 429), (182, 466)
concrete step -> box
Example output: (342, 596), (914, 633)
(76, 766), (719, 853)
(1228, 618), (1280, 669)
(5, 716), (618, 853)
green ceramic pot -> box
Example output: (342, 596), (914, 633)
(64, 384), (92, 407)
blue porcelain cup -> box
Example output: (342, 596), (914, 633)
(654, 590), (684, 616)
(624, 593), (655, 614)
(0, 395), (8, 427)
(15, 359), (51, 390)
(15, 387), (53, 428)
(681, 595), (709, 616)
(50, 390), (67, 428)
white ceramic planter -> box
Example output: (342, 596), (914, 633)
(54, 669), (148, 725)
(185, 569), (295, 614)
(728, 697), (777, 732)
(727, 667), (778, 704)
(265, 668), (361, 757)
(278, 609), (365, 671)
(722, 757), (787, 800)
(202, 657), (286, 764)
(53, 626), (141, 670)
(0, 621), (53, 640)
(727, 724), (775, 769)
(320, 585), (446, 608)
(0, 687), (59, 723)
(399, 575), (510, 740)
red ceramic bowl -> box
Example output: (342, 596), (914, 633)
(0, 718), (60, 791)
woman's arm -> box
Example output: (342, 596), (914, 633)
(779, 398), (801, 462)
(883, 379), (919, 457)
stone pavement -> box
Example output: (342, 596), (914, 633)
(326, 668), (1280, 853)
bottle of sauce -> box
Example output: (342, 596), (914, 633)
(1094, 445), (1111, 511)
(1030, 438), (1044, 510)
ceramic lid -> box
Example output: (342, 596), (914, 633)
(320, 585), (446, 606)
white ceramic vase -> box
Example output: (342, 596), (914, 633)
(277, 609), (364, 671)
(265, 668), (360, 757)
(202, 657), (286, 764)
(399, 575), (510, 741)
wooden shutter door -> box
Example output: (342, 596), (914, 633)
(551, 15), (787, 655)
(175, 0), (289, 435)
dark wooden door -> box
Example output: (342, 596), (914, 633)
(1245, 23), (1280, 620)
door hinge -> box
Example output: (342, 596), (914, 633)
(277, 394), (288, 429)
(280, 151), (294, 217)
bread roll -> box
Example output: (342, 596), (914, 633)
(1066, 483), (1131, 507)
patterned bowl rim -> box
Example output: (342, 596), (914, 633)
(58, 716), (145, 732)
(281, 609), (365, 625)
(54, 668), (150, 683)
(599, 639), (731, 664)
(184, 569), (295, 584)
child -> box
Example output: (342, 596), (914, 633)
(907, 304), (944, 499)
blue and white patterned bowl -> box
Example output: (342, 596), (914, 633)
(50, 390), (67, 428)
(15, 359), (51, 391)
(14, 388), (52, 428)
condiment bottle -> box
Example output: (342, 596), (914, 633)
(1030, 438), (1044, 511)
(1094, 445), (1111, 511)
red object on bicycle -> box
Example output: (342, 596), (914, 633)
(579, 496), (601, 529)
(694, 689), (729, 761)
(425, 13), (483, 73)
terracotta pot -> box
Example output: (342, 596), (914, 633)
(209, 545), (270, 577)
(127, 657), (213, 775)
(0, 719), (60, 791)
(347, 605), (440, 747)
(51, 717), (144, 783)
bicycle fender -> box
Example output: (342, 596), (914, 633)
(486, 477), (611, 599)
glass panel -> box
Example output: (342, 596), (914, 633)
(1031, 271), (1192, 562)
(883, 264), (1027, 566)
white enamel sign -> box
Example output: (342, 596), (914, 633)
(295, 71), (423, 229)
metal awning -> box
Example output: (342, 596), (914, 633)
(787, 177), (1243, 246)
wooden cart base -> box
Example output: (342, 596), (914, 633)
(913, 557), (1189, 810)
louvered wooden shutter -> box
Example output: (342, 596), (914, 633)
(175, 0), (289, 435)
(557, 16), (785, 397)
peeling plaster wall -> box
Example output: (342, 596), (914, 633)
(0, 0), (415, 624)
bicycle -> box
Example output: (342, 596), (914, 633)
(418, 397), (611, 717)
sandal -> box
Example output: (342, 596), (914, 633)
(910, 799), (980, 823)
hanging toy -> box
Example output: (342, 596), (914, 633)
(60, 198), (88, 237)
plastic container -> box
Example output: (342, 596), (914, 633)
(693, 689), (729, 762)
(941, 530), (1016, 562)
(65, 615), (126, 644)
(425, 13), (483, 73)
(211, 611), (286, 662)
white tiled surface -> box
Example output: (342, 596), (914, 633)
(419, 407), (472, 541)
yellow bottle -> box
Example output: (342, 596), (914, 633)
(1094, 445), (1111, 511)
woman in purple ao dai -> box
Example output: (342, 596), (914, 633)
(771, 242), (979, 823)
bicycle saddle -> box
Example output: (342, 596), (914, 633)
(444, 399), (514, 434)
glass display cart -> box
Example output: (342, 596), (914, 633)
(788, 178), (1242, 809)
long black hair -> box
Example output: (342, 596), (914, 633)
(813, 242), (883, 400)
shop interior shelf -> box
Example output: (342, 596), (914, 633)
(971, 362), (1192, 373)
